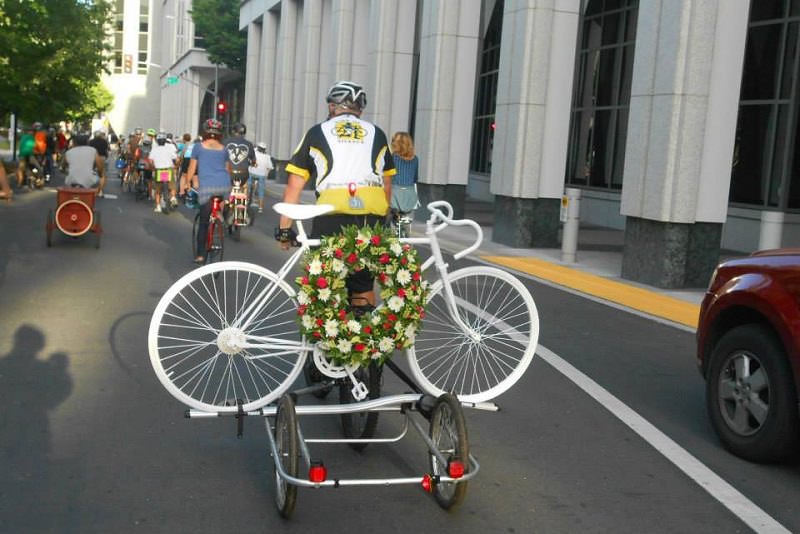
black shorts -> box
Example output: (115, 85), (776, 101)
(311, 214), (384, 294)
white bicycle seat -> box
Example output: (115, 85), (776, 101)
(273, 202), (335, 220)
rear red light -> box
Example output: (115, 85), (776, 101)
(308, 461), (327, 483)
(448, 460), (465, 479)
(421, 474), (433, 493)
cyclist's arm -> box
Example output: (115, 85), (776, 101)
(186, 159), (198, 191)
(278, 173), (305, 230)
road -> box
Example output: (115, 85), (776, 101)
(0, 169), (798, 533)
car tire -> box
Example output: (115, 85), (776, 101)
(706, 323), (800, 463)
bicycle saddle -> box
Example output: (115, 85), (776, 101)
(273, 202), (334, 220)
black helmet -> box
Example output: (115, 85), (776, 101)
(231, 122), (246, 135)
(326, 80), (367, 110)
(203, 118), (222, 135)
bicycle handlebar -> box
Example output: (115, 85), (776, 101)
(424, 200), (483, 260)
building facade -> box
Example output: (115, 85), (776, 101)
(234, 0), (799, 288)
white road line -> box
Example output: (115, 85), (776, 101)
(537, 344), (790, 534)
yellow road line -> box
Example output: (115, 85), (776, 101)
(482, 256), (699, 328)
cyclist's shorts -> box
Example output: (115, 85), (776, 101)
(156, 168), (175, 184)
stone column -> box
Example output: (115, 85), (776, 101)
(299, 0), (324, 129)
(491, 0), (580, 247)
(414, 0), (481, 219)
(258, 11), (278, 147)
(273, 0), (299, 158)
(366, 0), (417, 136)
(620, 0), (749, 288)
(243, 21), (261, 132)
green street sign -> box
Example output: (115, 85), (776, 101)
(167, 76), (179, 85)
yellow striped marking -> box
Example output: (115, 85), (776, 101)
(482, 256), (700, 328)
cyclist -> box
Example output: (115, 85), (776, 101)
(277, 80), (396, 314)
(64, 133), (106, 194)
(224, 122), (255, 185)
(150, 132), (179, 212)
(88, 131), (110, 196)
(186, 118), (231, 264)
(15, 124), (36, 188)
(248, 142), (273, 213)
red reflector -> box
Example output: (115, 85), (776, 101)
(448, 460), (465, 479)
(421, 474), (433, 493)
(309, 461), (327, 483)
(348, 182), (357, 196)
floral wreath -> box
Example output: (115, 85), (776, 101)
(295, 223), (429, 367)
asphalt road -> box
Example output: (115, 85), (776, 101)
(0, 169), (798, 533)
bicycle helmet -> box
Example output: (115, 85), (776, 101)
(156, 132), (167, 145)
(32, 121), (43, 130)
(256, 142), (267, 152)
(231, 122), (246, 135)
(134, 127), (143, 135)
(203, 118), (223, 136)
(142, 138), (153, 146)
(326, 80), (367, 110)
(146, 128), (156, 137)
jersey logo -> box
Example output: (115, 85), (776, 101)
(332, 120), (366, 142)
(227, 143), (250, 165)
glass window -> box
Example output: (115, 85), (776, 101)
(469, 0), (504, 174)
(733, 1), (800, 209)
(566, 0), (638, 190)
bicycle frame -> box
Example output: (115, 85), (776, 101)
(205, 196), (225, 250)
(234, 200), (484, 351)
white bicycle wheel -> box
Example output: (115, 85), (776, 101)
(149, 261), (308, 412)
(406, 266), (539, 403)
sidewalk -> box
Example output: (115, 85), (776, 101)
(264, 181), (707, 330)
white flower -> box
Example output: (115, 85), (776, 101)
(394, 321), (404, 332)
(396, 269), (411, 285)
(324, 319), (339, 337)
(318, 288), (331, 301)
(370, 352), (382, 360)
(347, 320), (361, 333)
(387, 295), (404, 312)
(337, 339), (352, 353)
(356, 231), (369, 244)
(308, 258), (323, 275)
(404, 324), (417, 339)
(371, 314), (381, 325)
(391, 242), (403, 255)
(322, 246), (335, 258)
(378, 337), (394, 352)
(331, 258), (346, 274)
(301, 315), (316, 329)
(296, 291), (310, 305)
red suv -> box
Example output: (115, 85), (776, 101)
(697, 248), (800, 462)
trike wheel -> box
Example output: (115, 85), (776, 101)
(273, 394), (299, 519)
(406, 266), (539, 403)
(339, 362), (382, 450)
(205, 217), (224, 264)
(429, 393), (469, 510)
(55, 199), (93, 237)
(148, 261), (308, 412)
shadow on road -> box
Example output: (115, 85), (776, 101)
(0, 324), (75, 531)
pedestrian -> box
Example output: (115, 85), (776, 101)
(185, 119), (231, 263)
(248, 142), (273, 213)
(389, 131), (420, 222)
(277, 80), (396, 314)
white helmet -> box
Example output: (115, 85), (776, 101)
(326, 80), (367, 110)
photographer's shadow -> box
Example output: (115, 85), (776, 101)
(0, 325), (73, 529)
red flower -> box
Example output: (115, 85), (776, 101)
(403, 244), (411, 251)
(383, 322), (392, 330)
(302, 276), (310, 285)
(297, 304), (307, 315)
(312, 331), (321, 338)
(379, 272), (388, 284)
(400, 257), (408, 265)
(347, 253), (358, 264)
(338, 308), (346, 320)
(397, 288), (406, 298)
(354, 343), (366, 352)
(316, 319), (324, 326)
(412, 271), (421, 281)
(388, 314), (397, 322)
(370, 235), (381, 246)
(379, 253), (390, 264)
(335, 248), (344, 258)
(363, 325), (372, 334)
(316, 277), (328, 289)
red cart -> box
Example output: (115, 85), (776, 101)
(46, 187), (103, 248)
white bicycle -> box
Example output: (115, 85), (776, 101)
(148, 200), (540, 413)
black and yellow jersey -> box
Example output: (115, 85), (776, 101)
(286, 113), (396, 215)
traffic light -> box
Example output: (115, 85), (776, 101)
(217, 101), (226, 114)
(123, 54), (133, 74)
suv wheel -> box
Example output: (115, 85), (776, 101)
(706, 324), (800, 462)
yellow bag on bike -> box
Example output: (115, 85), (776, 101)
(317, 186), (388, 216)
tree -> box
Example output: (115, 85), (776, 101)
(0, 0), (113, 123)
(190, 0), (247, 74)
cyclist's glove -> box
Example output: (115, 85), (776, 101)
(274, 227), (300, 247)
